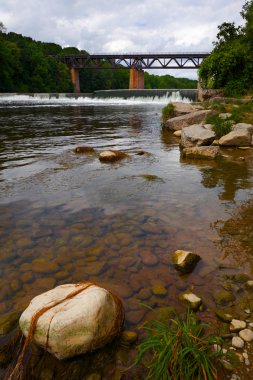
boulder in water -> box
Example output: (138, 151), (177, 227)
(99, 150), (128, 162)
(19, 283), (124, 360)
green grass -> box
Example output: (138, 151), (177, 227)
(162, 103), (175, 122)
(206, 114), (233, 138)
(132, 311), (237, 380)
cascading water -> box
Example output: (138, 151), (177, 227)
(0, 89), (196, 106)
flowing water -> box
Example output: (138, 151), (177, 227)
(0, 92), (253, 379)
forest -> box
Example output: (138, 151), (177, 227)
(0, 24), (197, 93)
(199, 0), (253, 96)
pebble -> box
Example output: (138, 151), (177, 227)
(245, 358), (250, 366)
(243, 352), (249, 359)
(244, 309), (251, 314)
(239, 328), (253, 342)
(249, 322), (253, 328)
(230, 319), (246, 332)
(232, 336), (244, 348)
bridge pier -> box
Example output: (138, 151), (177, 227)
(70, 68), (80, 93)
(129, 68), (144, 89)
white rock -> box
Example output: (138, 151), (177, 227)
(20, 283), (124, 360)
(246, 280), (253, 288)
(219, 113), (232, 119)
(173, 130), (181, 137)
(243, 352), (248, 359)
(239, 328), (253, 342)
(245, 358), (250, 366)
(230, 319), (247, 332)
(244, 309), (251, 314)
(248, 323), (253, 328)
(232, 336), (244, 349)
(179, 292), (202, 310)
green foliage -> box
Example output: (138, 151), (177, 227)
(0, 24), (197, 93)
(162, 103), (175, 122)
(206, 114), (233, 138)
(199, 1), (253, 97)
(132, 312), (236, 380)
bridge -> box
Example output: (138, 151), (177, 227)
(61, 52), (210, 93)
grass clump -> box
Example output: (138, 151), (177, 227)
(162, 103), (175, 123)
(132, 312), (236, 380)
(206, 114), (233, 138)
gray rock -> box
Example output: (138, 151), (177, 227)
(239, 328), (253, 342)
(232, 336), (244, 348)
(182, 146), (220, 160)
(230, 319), (247, 333)
(232, 123), (253, 134)
(173, 102), (203, 116)
(172, 250), (201, 273)
(219, 130), (251, 146)
(166, 110), (213, 131)
(181, 124), (216, 147)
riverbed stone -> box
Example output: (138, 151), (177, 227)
(0, 311), (20, 335)
(172, 250), (201, 273)
(20, 283), (124, 360)
(213, 290), (235, 306)
(219, 130), (252, 146)
(74, 146), (95, 154)
(181, 124), (216, 148)
(99, 150), (128, 163)
(152, 284), (167, 296)
(120, 330), (138, 345)
(232, 336), (245, 349)
(215, 309), (233, 323)
(239, 328), (253, 342)
(166, 110), (213, 131)
(179, 292), (202, 311)
(246, 280), (253, 290)
(140, 251), (158, 266)
(182, 146), (220, 160)
(173, 102), (202, 116)
(230, 319), (247, 332)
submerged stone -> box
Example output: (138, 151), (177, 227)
(74, 146), (95, 154)
(0, 311), (20, 335)
(120, 330), (138, 345)
(213, 290), (235, 306)
(215, 309), (233, 323)
(172, 250), (201, 273)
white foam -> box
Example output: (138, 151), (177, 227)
(0, 91), (192, 107)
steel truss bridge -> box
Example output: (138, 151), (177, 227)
(62, 52), (209, 70)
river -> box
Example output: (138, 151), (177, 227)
(0, 92), (253, 379)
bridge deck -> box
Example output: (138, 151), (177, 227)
(62, 52), (210, 70)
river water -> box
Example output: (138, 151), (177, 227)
(0, 92), (253, 379)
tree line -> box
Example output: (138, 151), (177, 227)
(199, 0), (253, 96)
(0, 25), (197, 93)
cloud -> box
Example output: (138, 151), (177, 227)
(0, 0), (246, 78)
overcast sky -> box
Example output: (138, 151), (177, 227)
(0, 0), (246, 79)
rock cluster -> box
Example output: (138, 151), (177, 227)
(165, 103), (253, 160)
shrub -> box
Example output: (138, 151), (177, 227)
(206, 114), (233, 138)
(162, 103), (175, 122)
(132, 312), (236, 380)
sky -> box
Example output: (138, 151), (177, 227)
(0, 0), (247, 79)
